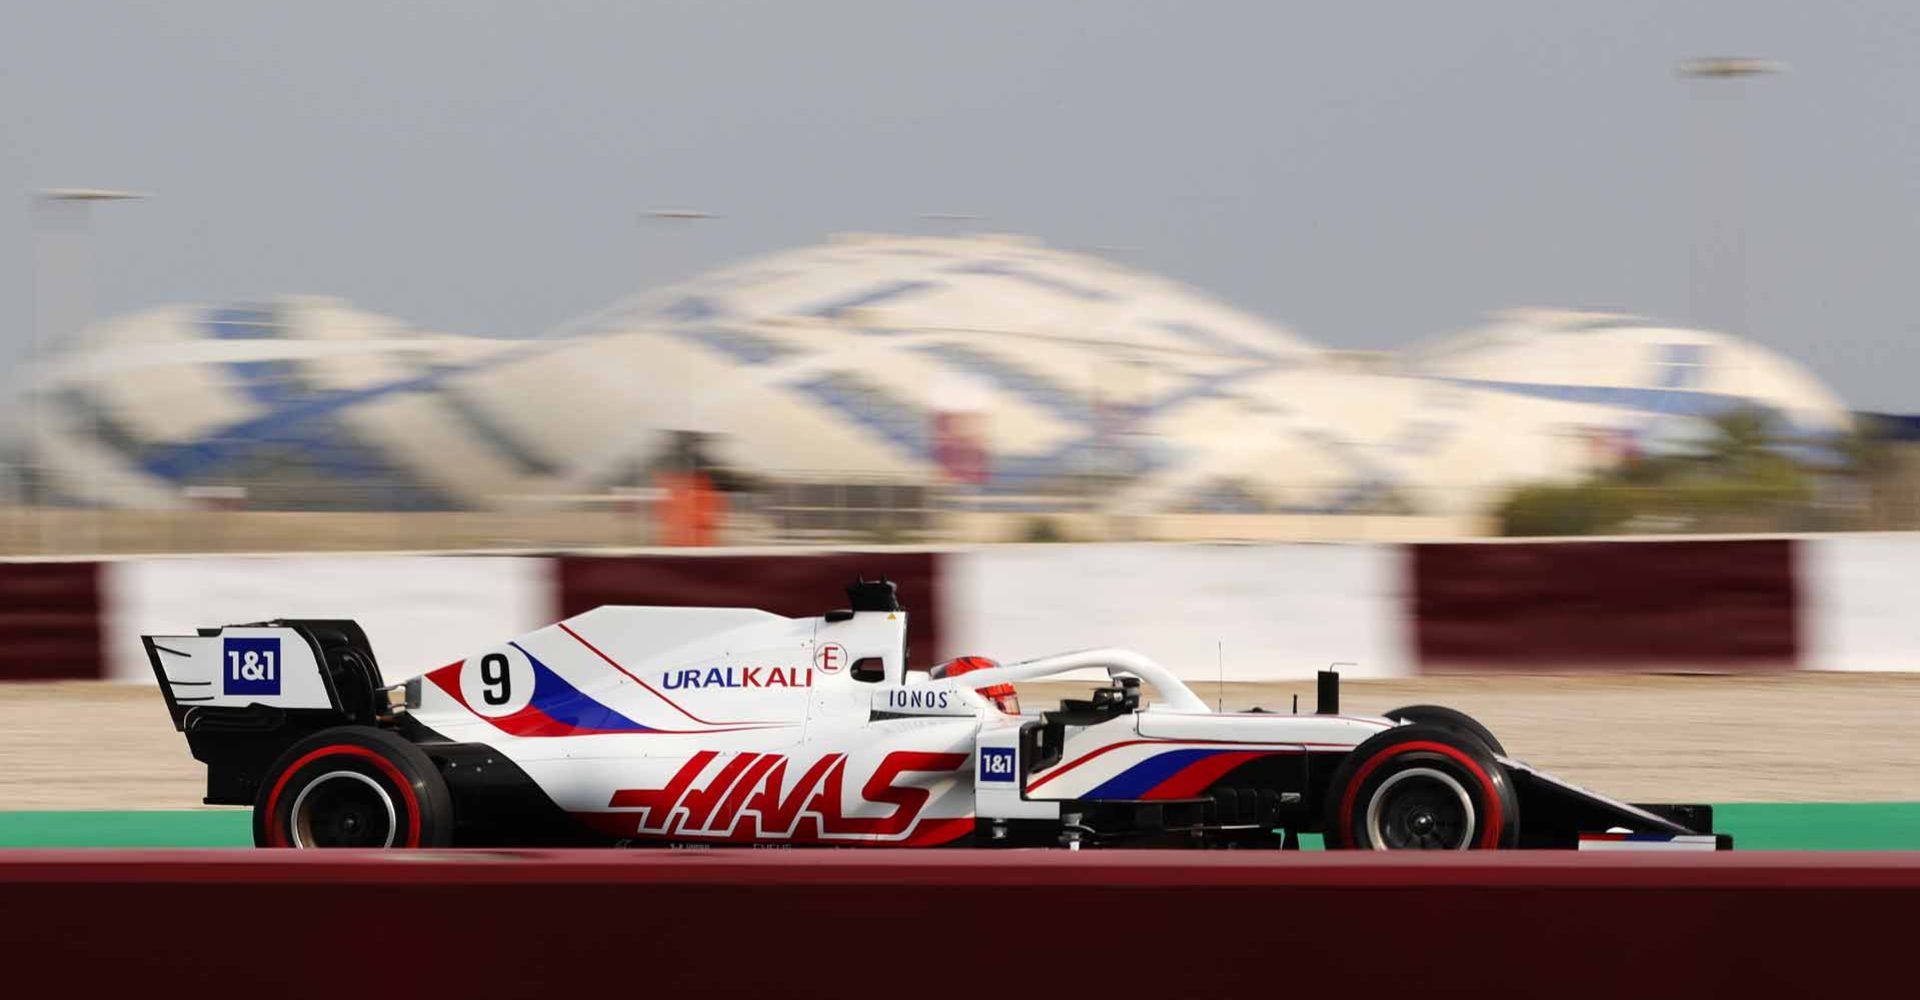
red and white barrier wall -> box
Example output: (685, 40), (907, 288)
(2, 536), (1916, 683)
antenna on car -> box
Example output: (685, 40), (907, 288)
(1216, 641), (1224, 713)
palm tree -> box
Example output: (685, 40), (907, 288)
(1696, 406), (1777, 470)
(1834, 416), (1894, 480)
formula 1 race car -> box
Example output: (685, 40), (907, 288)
(145, 580), (1728, 850)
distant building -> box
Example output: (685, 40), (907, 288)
(20, 237), (1854, 520)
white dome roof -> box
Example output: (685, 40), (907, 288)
(26, 298), (523, 508)
(24, 237), (1321, 510)
(1407, 309), (1852, 435)
(1112, 310), (1859, 515)
(21, 249), (1858, 521)
(535, 233), (1325, 492)
(584, 232), (1318, 362)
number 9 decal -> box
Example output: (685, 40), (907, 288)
(458, 645), (535, 718)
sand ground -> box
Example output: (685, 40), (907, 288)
(3, 674), (1917, 810)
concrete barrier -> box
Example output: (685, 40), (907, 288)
(101, 554), (552, 681)
(944, 542), (1411, 678)
(0, 850), (1913, 997)
(1803, 533), (1920, 671)
(556, 549), (944, 664)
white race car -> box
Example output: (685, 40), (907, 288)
(145, 580), (1726, 850)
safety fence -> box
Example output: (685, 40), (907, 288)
(0, 849), (1913, 998)
(2, 535), (1917, 683)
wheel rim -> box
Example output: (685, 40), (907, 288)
(290, 770), (398, 848)
(1364, 767), (1475, 850)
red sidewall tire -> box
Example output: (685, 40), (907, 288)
(1381, 704), (1505, 757)
(1323, 724), (1519, 850)
(253, 726), (453, 848)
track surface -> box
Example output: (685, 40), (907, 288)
(4, 673), (1919, 809)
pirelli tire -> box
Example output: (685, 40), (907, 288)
(253, 726), (454, 848)
(1322, 724), (1520, 850)
(1382, 704), (1506, 757)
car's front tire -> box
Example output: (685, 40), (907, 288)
(253, 726), (453, 848)
(1322, 724), (1519, 850)
(1382, 704), (1506, 756)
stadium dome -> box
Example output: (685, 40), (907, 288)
(1123, 310), (1858, 516)
(543, 232), (1326, 494)
(18, 241), (1858, 523)
(1115, 364), (1602, 516)
(21, 235), (1323, 511)
(23, 297), (526, 509)
(1407, 309), (1851, 436)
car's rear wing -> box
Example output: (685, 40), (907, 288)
(143, 619), (393, 805)
(147, 625), (331, 725)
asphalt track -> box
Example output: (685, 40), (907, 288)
(0, 802), (1916, 848)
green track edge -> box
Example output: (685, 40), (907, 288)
(0, 803), (1915, 849)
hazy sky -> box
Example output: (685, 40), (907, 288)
(3, 2), (1917, 408)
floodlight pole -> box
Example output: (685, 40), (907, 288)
(1676, 59), (1782, 339)
(27, 188), (146, 549)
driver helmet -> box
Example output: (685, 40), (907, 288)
(930, 655), (1020, 715)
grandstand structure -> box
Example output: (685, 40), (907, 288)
(16, 234), (1854, 535)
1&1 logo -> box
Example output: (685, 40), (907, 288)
(979, 747), (1016, 783)
(223, 636), (282, 696)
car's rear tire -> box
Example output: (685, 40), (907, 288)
(253, 726), (453, 848)
(1322, 724), (1519, 850)
(1382, 704), (1506, 756)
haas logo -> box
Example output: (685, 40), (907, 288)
(603, 750), (968, 845)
